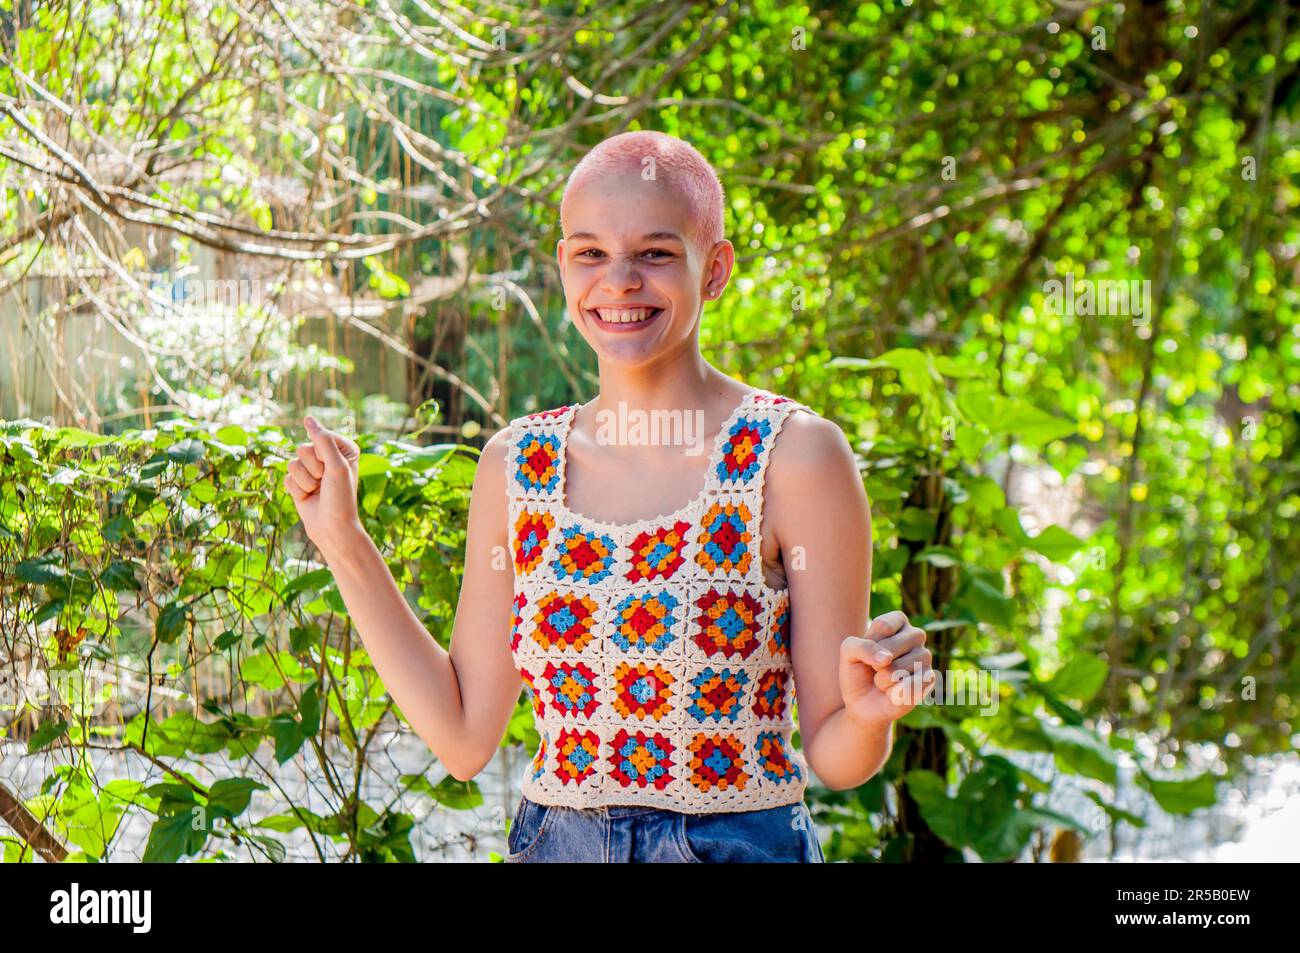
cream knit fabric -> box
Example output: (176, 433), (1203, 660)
(504, 387), (815, 814)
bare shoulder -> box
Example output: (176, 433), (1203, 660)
(472, 425), (513, 507)
(769, 409), (858, 481)
(764, 409), (867, 524)
(480, 424), (513, 464)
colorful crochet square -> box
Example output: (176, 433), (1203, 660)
(552, 524), (617, 583)
(608, 728), (676, 790)
(756, 730), (803, 784)
(752, 669), (789, 720)
(768, 597), (791, 656)
(611, 661), (675, 722)
(687, 733), (750, 792)
(611, 590), (681, 654)
(752, 393), (794, 407)
(626, 520), (693, 582)
(531, 730), (548, 780)
(512, 510), (555, 575)
(693, 588), (763, 659)
(695, 502), (754, 575)
(554, 728), (600, 785)
(542, 660), (601, 718)
(686, 667), (750, 723)
(532, 590), (599, 652)
(515, 432), (562, 493)
(509, 592), (527, 653)
(716, 416), (773, 486)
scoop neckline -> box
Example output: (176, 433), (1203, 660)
(552, 387), (758, 534)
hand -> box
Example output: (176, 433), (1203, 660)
(282, 415), (363, 554)
(839, 611), (936, 730)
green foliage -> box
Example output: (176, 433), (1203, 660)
(0, 418), (483, 861)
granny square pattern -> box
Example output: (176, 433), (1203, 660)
(504, 388), (815, 813)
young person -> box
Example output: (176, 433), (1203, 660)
(284, 130), (935, 862)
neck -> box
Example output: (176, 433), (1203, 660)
(589, 354), (737, 419)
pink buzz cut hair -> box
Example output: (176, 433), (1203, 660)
(560, 130), (726, 262)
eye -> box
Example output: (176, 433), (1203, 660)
(577, 249), (605, 259)
(643, 249), (673, 259)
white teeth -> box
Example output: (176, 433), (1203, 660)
(594, 308), (658, 324)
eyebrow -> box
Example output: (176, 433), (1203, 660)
(565, 231), (684, 243)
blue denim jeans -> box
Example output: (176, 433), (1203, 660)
(504, 794), (826, 863)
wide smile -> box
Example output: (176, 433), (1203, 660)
(586, 306), (665, 332)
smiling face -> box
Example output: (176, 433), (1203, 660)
(558, 170), (733, 367)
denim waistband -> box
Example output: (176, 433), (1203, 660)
(603, 804), (664, 818)
(525, 795), (667, 819)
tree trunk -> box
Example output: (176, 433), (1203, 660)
(894, 466), (959, 862)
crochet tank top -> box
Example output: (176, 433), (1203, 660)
(504, 386), (816, 814)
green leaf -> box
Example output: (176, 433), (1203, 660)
(156, 601), (189, 643)
(832, 348), (937, 398)
(282, 568), (332, 601)
(35, 598), (66, 625)
(215, 425), (249, 447)
(166, 438), (206, 465)
(1042, 722), (1118, 786)
(205, 778), (268, 820)
(240, 652), (286, 691)
(299, 682), (321, 735)
(993, 508), (1085, 561)
(959, 392), (1075, 446)
(965, 476), (1006, 512)
(247, 833), (287, 862)
(903, 769), (965, 845)
(1137, 771), (1218, 815)
(932, 355), (990, 378)
(289, 622), (323, 654)
(427, 774), (483, 810)
(269, 714), (307, 764)
(101, 558), (141, 592)
(954, 425), (989, 460)
(102, 515), (135, 543)
(28, 717), (69, 753)
(1024, 525), (1086, 561)
(143, 809), (209, 863)
(229, 549), (275, 618)
(255, 812), (310, 833)
(959, 571), (1015, 627)
(16, 556), (66, 585)
(1046, 655), (1108, 702)
(357, 453), (391, 478)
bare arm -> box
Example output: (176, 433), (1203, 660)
(765, 413), (928, 790)
(295, 423), (521, 781)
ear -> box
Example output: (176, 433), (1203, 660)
(704, 239), (734, 296)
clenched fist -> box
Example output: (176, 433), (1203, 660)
(839, 611), (936, 728)
(283, 415), (363, 555)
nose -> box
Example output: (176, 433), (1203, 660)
(600, 254), (643, 294)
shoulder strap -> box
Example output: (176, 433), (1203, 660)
(698, 388), (817, 588)
(704, 388), (815, 496)
(505, 404), (574, 501)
